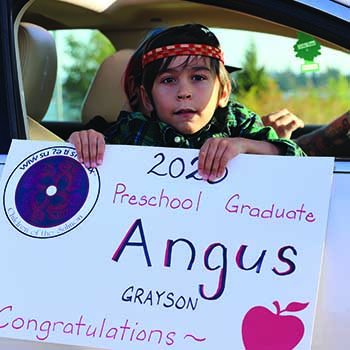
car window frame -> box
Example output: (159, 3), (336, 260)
(0, 0), (32, 154)
(190, 0), (350, 50)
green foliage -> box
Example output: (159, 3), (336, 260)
(234, 41), (269, 96)
(283, 76), (349, 124)
(235, 79), (284, 117)
(233, 39), (349, 126)
(237, 73), (349, 125)
(62, 31), (115, 121)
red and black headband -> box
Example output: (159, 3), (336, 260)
(142, 43), (224, 68)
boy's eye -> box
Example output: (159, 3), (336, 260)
(192, 74), (206, 81)
(161, 77), (175, 84)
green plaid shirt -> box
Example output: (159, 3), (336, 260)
(105, 101), (306, 156)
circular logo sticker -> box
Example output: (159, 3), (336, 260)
(3, 146), (100, 238)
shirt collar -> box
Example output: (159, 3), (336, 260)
(156, 105), (231, 147)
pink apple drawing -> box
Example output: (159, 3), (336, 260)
(242, 300), (309, 349)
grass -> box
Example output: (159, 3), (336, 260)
(236, 77), (349, 125)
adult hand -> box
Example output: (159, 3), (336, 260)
(261, 108), (304, 139)
(67, 129), (105, 168)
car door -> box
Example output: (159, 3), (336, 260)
(0, 0), (29, 161)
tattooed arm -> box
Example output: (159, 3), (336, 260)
(295, 111), (350, 157)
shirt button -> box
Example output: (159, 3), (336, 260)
(174, 136), (182, 143)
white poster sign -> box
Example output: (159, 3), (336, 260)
(0, 140), (334, 349)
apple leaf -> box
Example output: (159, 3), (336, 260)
(285, 301), (309, 312)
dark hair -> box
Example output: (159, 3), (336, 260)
(141, 24), (231, 101)
(123, 28), (164, 111)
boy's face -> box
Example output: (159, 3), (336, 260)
(143, 56), (229, 135)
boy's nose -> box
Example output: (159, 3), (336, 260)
(177, 91), (192, 100)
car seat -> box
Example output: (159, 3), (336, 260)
(81, 49), (134, 125)
(18, 22), (63, 141)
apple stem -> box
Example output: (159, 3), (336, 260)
(273, 300), (281, 314)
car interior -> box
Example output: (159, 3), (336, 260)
(14, 0), (350, 149)
(18, 22), (63, 141)
(81, 49), (134, 125)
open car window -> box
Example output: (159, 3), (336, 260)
(212, 28), (349, 127)
(44, 27), (349, 131)
(44, 29), (115, 123)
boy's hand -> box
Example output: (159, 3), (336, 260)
(198, 137), (281, 181)
(67, 129), (105, 168)
(198, 138), (244, 181)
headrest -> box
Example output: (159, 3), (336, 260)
(81, 49), (134, 124)
(18, 22), (57, 122)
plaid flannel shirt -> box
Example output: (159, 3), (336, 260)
(105, 101), (306, 156)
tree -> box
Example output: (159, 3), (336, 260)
(62, 30), (115, 120)
(234, 40), (269, 96)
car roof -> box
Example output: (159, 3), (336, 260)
(22, 0), (349, 52)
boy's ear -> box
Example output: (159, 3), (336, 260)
(218, 80), (231, 108)
(141, 86), (154, 114)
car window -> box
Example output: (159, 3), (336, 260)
(44, 29), (115, 123)
(213, 28), (349, 126)
(42, 27), (349, 130)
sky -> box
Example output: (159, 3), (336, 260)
(212, 29), (349, 75)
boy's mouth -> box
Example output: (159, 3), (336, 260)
(174, 108), (196, 115)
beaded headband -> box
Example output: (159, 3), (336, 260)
(142, 43), (224, 68)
